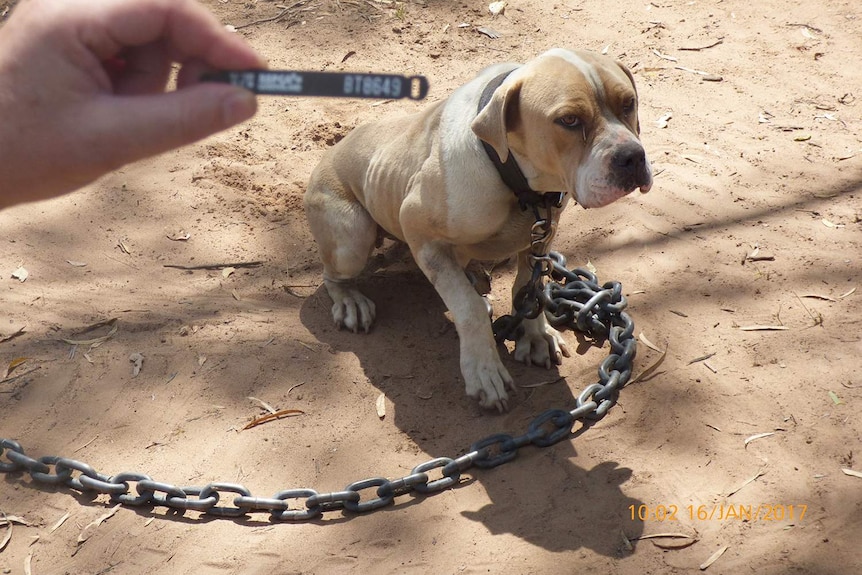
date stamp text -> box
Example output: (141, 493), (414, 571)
(629, 504), (807, 522)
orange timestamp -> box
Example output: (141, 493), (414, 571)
(629, 504), (808, 522)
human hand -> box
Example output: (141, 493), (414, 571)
(0, 0), (266, 208)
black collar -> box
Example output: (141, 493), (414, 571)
(477, 70), (565, 211)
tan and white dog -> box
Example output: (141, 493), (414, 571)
(304, 48), (652, 411)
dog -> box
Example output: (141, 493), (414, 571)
(304, 48), (652, 412)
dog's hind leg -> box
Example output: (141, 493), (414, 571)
(305, 172), (378, 334)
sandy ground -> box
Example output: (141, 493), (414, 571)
(2, 0), (861, 573)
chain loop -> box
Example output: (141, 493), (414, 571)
(269, 489), (323, 521)
(109, 472), (154, 506)
(343, 478), (394, 513)
(469, 434), (518, 469)
(305, 489), (361, 512)
(199, 483), (252, 517)
(411, 458), (459, 494)
(376, 472), (429, 498)
(0, 439), (25, 472)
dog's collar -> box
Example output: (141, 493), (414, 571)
(477, 70), (565, 211)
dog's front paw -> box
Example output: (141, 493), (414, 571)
(462, 350), (513, 412)
(325, 280), (376, 333)
(514, 319), (571, 369)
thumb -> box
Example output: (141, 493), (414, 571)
(87, 84), (257, 168)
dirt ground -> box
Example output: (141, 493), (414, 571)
(2, 0), (861, 573)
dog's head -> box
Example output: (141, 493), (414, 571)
(472, 48), (653, 209)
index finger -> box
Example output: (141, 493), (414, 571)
(77, 0), (265, 70)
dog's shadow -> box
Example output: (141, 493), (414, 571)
(299, 247), (644, 556)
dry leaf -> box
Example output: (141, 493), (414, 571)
(841, 468), (862, 479)
(656, 112), (672, 128)
(222, 267), (236, 279)
(620, 529), (633, 552)
(166, 231), (191, 241)
(727, 468), (767, 497)
(638, 532), (698, 550)
(738, 325), (789, 331)
(586, 260), (597, 274)
(248, 396), (277, 415)
(242, 408), (304, 430)
(50, 512), (71, 533)
(376, 393), (386, 419)
(630, 344), (668, 384)
(488, 1), (506, 15)
(688, 352), (716, 365)
(828, 391), (842, 405)
(0, 513), (11, 553)
(129, 352), (144, 377)
(638, 332), (665, 353)
(800, 293), (837, 302)
(24, 552), (32, 575)
(699, 544), (729, 570)
(117, 240), (131, 254)
(66, 260), (88, 267)
(11, 266), (28, 282)
(2, 357), (28, 379)
(198, 354), (207, 367)
(745, 248), (774, 262)
(744, 432), (776, 447)
(232, 289), (241, 301)
(637, 532), (697, 540)
(838, 287), (856, 299)
(61, 318), (119, 346)
(0, 325), (26, 343)
(77, 504), (120, 545)
(821, 218), (843, 228)
(0, 516), (35, 527)
(652, 48), (678, 62)
(476, 26), (500, 39)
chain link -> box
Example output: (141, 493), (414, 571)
(0, 198), (637, 522)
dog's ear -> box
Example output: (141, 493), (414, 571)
(471, 79), (522, 163)
(615, 61), (641, 135)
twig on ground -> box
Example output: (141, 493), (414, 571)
(164, 261), (264, 270)
(235, 0), (312, 29)
(679, 38), (724, 51)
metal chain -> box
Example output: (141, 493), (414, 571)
(0, 197), (636, 522)
(0, 266), (634, 522)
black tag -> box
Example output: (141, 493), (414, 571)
(202, 70), (429, 100)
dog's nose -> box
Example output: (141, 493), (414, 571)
(611, 143), (650, 190)
(612, 143), (646, 176)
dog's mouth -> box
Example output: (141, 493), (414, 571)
(575, 172), (652, 208)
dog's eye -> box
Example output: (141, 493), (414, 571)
(622, 97), (636, 115)
(556, 115), (581, 129)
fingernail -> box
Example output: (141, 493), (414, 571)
(222, 89), (257, 126)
